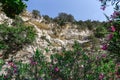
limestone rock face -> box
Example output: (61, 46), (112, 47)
(0, 11), (96, 76)
(0, 11), (92, 62)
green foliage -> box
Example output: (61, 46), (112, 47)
(43, 15), (52, 23)
(0, 0), (27, 18)
(94, 26), (107, 38)
(54, 12), (75, 26)
(107, 21), (120, 60)
(32, 10), (41, 19)
(0, 42), (118, 80)
(0, 49), (51, 80)
(0, 24), (36, 58)
(99, 0), (120, 62)
(12, 16), (24, 26)
(75, 20), (107, 31)
(50, 41), (116, 80)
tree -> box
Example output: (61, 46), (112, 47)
(32, 10), (41, 19)
(54, 12), (75, 26)
(43, 15), (52, 23)
(57, 12), (75, 22)
(0, 0), (28, 18)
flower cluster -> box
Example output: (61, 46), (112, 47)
(101, 26), (115, 50)
(99, 73), (104, 80)
(111, 11), (120, 19)
(29, 58), (38, 66)
(4, 61), (18, 79)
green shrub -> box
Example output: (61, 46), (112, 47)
(0, 0), (27, 18)
(32, 10), (41, 19)
(94, 26), (107, 38)
(0, 42), (118, 80)
(0, 24), (36, 59)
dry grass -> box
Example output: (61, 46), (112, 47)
(31, 21), (50, 30)
(51, 42), (61, 47)
(24, 22), (33, 26)
(49, 33), (59, 38)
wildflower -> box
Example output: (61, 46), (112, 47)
(111, 11), (120, 19)
(8, 61), (14, 67)
(30, 61), (37, 65)
(77, 51), (81, 55)
(109, 20), (112, 23)
(4, 75), (8, 79)
(108, 34), (113, 40)
(115, 71), (120, 78)
(111, 26), (115, 32)
(101, 54), (107, 58)
(101, 6), (106, 10)
(96, 56), (99, 60)
(99, 73), (104, 80)
(39, 77), (43, 80)
(29, 58), (37, 65)
(101, 44), (108, 50)
(54, 67), (59, 72)
(13, 68), (18, 74)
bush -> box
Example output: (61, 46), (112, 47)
(43, 15), (52, 23)
(0, 42), (118, 80)
(53, 12), (75, 26)
(107, 21), (120, 60)
(32, 10), (41, 19)
(50, 41), (116, 80)
(94, 26), (107, 38)
(0, 24), (36, 59)
(0, 0), (27, 18)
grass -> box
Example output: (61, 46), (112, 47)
(31, 21), (50, 30)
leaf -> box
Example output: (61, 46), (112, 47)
(104, 13), (110, 21)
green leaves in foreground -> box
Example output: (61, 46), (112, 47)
(0, 0), (28, 18)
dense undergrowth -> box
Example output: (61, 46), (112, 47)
(0, 41), (119, 80)
(0, 23), (36, 59)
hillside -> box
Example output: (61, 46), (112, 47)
(0, 10), (108, 62)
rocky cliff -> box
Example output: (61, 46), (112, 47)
(0, 11), (93, 62)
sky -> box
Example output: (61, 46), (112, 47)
(25, 0), (114, 21)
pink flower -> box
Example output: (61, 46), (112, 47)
(101, 44), (108, 50)
(111, 26), (115, 32)
(101, 6), (106, 11)
(8, 61), (14, 67)
(115, 71), (120, 78)
(29, 58), (38, 65)
(99, 73), (104, 80)
(4, 75), (8, 79)
(108, 34), (113, 40)
(111, 11), (120, 19)
(54, 67), (59, 72)
(101, 54), (107, 58)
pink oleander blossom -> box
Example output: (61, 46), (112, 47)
(108, 34), (113, 40)
(101, 44), (108, 50)
(54, 67), (59, 72)
(101, 54), (107, 58)
(99, 73), (104, 80)
(111, 11), (120, 19)
(111, 26), (116, 32)
(29, 58), (38, 65)
(101, 6), (106, 11)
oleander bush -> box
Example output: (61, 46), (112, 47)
(0, 41), (119, 80)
